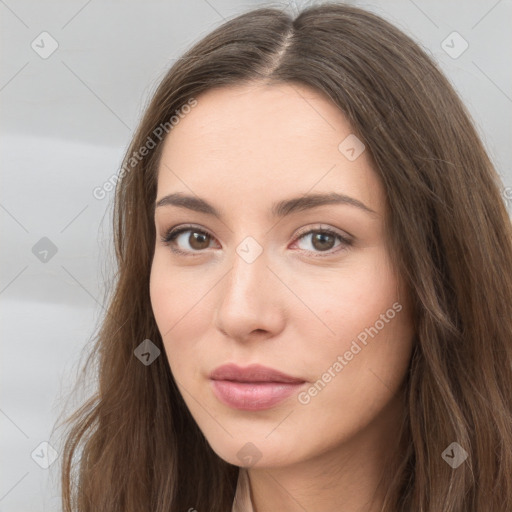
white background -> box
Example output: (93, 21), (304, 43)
(1, 0), (511, 510)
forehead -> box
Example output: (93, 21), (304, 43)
(156, 83), (384, 216)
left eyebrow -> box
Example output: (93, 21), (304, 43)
(154, 191), (378, 219)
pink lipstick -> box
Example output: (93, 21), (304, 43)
(209, 363), (306, 411)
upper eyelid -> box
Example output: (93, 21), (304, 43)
(163, 223), (350, 238)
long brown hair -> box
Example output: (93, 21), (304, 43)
(55, 3), (512, 510)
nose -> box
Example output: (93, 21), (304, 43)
(213, 241), (286, 343)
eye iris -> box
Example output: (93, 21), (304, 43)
(189, 231), (210, 250)
(312, 231), (335, 251)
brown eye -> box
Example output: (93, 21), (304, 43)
(311, 231), (336, 251)
(293, 227), (353, 257)
(161, 225), (353, 257)
(161, 226), (214, 255)
(188, 231), (211, 250)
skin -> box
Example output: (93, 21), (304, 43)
(150, 82), (415, 512)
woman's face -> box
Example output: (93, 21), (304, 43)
(150, 82), (415, 468)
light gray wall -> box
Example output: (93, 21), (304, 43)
(1, 1), (510, 510)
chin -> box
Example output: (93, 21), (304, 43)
(203, 430), (303, 469)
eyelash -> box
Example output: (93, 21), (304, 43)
(160, 224), (353, 258)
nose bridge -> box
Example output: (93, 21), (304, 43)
(214, 233), (283, 337)
(225, 235), (270, 308)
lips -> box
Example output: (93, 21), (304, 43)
(209, 363), (306, 411)
(209, 363), (305, 384)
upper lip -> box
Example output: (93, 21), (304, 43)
(210, 363), (305, 384)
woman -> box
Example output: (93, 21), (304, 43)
(56, 3), (512, 511)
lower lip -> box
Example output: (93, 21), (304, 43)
(211, 380), (305, 411)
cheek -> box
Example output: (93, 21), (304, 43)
(149, 258), (188, 369)
(295, 248), (412, 400)
(149, 255), (212, 376)
(149, 258), (172, 331)
(296, 248), (400, 345)
(149, 253), (203, 332)
(308, 312), (413, 433)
